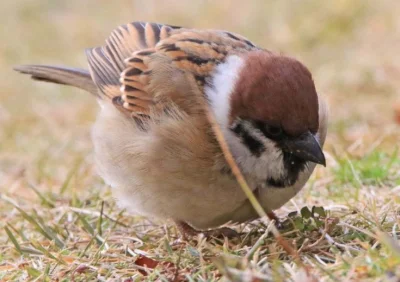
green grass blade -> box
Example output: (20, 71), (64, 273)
(4, 226), (23, 255)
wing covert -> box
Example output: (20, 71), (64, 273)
(119, 27), (258, 115)
(85, 21), (258, 117)
(85, 22), (180, 101)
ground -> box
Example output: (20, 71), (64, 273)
(1, 0), (400, 281)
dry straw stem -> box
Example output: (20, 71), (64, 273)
(206, 110), (308, 270)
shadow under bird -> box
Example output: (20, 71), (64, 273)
(15, 22), (328, 238)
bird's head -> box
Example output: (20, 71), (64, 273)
(207, 50), (325, 187)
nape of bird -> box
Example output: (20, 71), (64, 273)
(15, 22), (327, 238)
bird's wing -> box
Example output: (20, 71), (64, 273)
(86, 21), (257, 117)
(85, 22), (180, 104)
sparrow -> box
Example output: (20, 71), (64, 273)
(15, 22), (328, 238)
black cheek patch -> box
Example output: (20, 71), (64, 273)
(231, 122), (265, 157)
(266, 177), (286, 188)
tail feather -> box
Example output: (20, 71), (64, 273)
(14, 65), (98, 96)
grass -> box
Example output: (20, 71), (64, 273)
(1, 0), (400, 281)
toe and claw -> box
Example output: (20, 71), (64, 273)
(175, 221), (239, 240)
(174, 211), (283, 240)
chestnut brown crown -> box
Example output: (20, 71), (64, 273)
(230, 51), (319, 137)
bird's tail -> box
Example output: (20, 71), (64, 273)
(14, 65), (98, 96)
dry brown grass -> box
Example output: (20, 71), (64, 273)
(1, 0), (400, 281)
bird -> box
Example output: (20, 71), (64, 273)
(15, 21), (328, 238)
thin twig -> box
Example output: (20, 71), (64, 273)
(324, 233), (360, 252)
(245, 222), (274, 260)
(338, 222), (377, 239)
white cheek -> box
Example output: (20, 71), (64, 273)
(222, 129), (286, 182)
(258, 138), (286, 178)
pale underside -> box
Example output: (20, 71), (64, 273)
(88, 22), (328, 229)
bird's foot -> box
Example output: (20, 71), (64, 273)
(267, 211), (284, 230)
(175, 221), (239, 240)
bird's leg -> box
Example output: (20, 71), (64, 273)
(175, 221), (199, 240)
(267, 211), (279, 221)
(267, 211), (284, 229)
(175, 221), (238, 240)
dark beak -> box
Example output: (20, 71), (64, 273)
(283, 131), (326, 166)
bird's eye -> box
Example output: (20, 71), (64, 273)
(266, 126), (283, 137)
